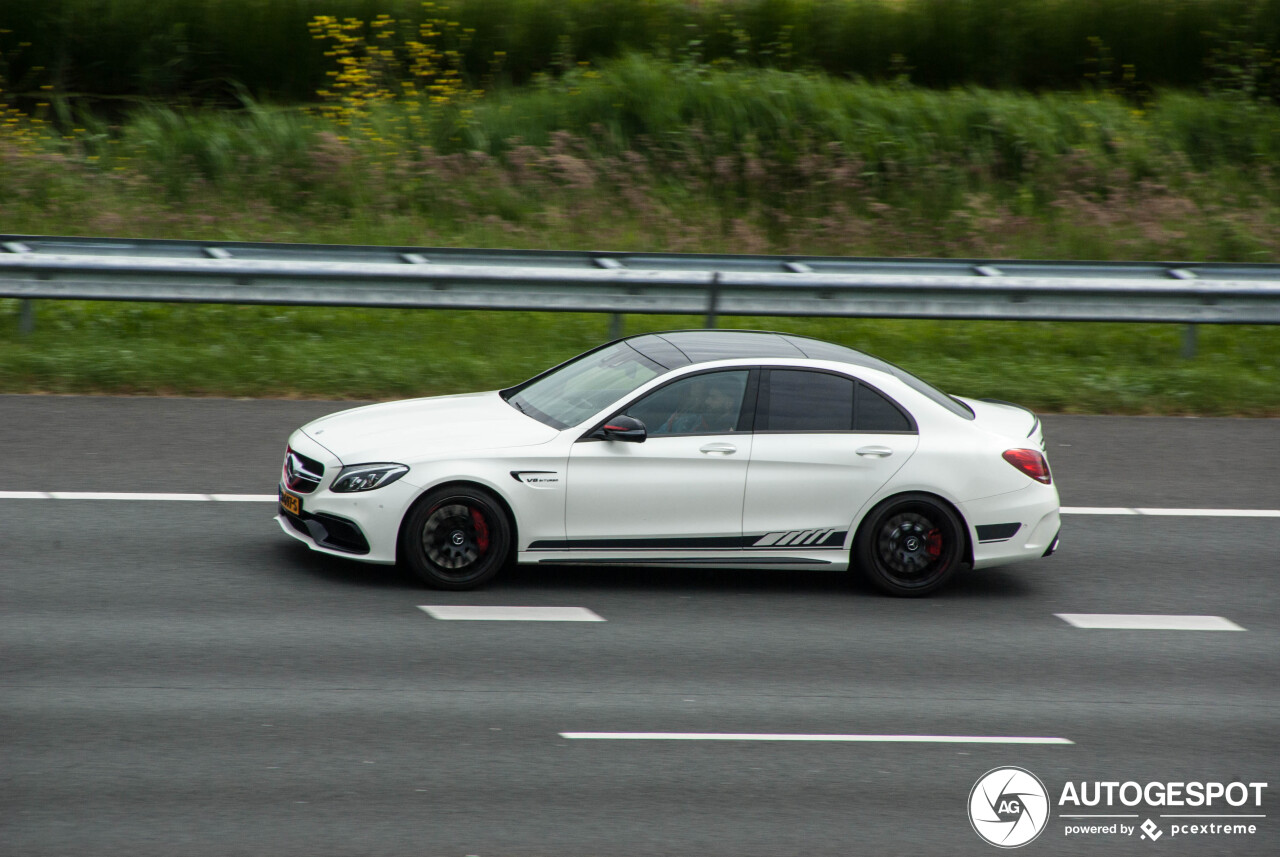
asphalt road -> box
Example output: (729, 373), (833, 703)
(3, 396), (1278, 856)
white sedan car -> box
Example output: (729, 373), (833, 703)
(277, 330), (1059, 596)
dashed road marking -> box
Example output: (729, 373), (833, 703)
(420, 606), (605, 622)
(1056, 614), (1245, 631)
(0, 491), (277, 502)
(47, 491), (218, 502)
(1062, 507), (1280, 517)
(559, 732), (1073, 744)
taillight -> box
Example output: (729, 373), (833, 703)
(1003, 448), (1052, 484)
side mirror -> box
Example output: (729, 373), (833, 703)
(597, 414), (646, 443)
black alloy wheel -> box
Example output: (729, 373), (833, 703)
(401, 487), (512, 590)
(855, 493), (965, 597)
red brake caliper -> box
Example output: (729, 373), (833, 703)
(471, 508), (490, 554)
(925, 528), (943, 559)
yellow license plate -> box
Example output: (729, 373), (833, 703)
(279, 490), (301, 515)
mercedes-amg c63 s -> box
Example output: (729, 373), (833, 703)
(277, 330), (1059, 596)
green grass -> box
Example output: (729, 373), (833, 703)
(0, 301), (1276, 415)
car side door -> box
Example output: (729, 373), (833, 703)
(563, 369), (756, 550)
(741, 368), (918, 549)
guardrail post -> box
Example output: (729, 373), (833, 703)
(608, 313), (623, 340)
(1166, 269), (1200, 359)
(19, 299), (34, 336)
(3, 242), (35, 335)
(704, 272), (721, 329)
(1181, 324), (1198, 359)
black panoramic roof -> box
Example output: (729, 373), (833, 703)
(626, 330), (891, 372)
(624, 329), (976, 421)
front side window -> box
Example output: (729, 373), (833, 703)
(625, 370), (750, 435)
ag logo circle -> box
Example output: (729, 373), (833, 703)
(969, 767), (1051, 848)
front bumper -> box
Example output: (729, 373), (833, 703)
(276, 477), (416, 565)
(276, 430), (418, 565)
(278, 498), (371, 555)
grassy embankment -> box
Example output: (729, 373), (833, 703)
(1, 38), (1278, 412)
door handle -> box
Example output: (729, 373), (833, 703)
(699, 443), (738, 455)
(856, 445), (894, 458)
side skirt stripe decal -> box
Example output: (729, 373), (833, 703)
(538, 558), (835, 566)
(528, 530), (849, 551)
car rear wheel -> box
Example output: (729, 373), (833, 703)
(855, 494), (964, 597)
(401, 487), (511, 590)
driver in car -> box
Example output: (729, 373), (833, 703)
(659, 378), (739, 433)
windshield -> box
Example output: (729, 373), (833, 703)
(504, 342), (666, 428)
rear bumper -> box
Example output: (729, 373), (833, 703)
(961, 483), (1061, 570)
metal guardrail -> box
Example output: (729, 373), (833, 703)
(3, 236), (1278, 347)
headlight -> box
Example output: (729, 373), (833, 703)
(330, 463), (409, 493)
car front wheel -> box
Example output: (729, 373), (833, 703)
(401, 487), (511, 590)
(855, 494), (965, 597)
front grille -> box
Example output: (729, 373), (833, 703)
(283, 447), (325, 494)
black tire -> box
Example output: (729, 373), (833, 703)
(855, 493), (965, 597)
(400, 486), (512, 590)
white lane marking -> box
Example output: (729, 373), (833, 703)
(1056, 614), (1245, 631)
(420, 606), (605, 622)
(1133, 508), (1280, 518)
(1062, 507), (1138, 515)
(0, 492), (278, 502)
(1063, 507), (1280, 517)
(559, 733), (1073, 744)
(48, 491), (209, 501)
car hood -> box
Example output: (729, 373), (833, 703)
(301, 391), (559, 464)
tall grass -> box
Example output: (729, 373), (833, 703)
(2, 0), (1278, 105)
(4, 57), (1280, 263)
(456, 57), (1280, 168)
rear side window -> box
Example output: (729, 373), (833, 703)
(758, 370), (854, 431)
(856, 383), (913, 432)
(758, 369), (914, 433)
